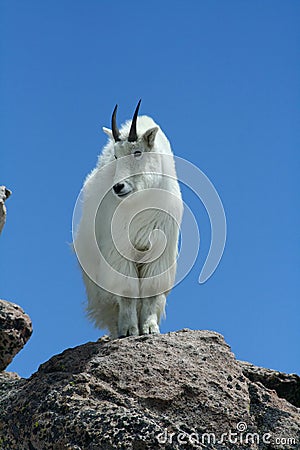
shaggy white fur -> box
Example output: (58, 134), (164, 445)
(75, 113), (183, 338)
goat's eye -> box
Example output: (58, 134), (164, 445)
(114, 155), (117, 160)
(133, 150), (142, 159)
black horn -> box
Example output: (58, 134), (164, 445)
(111, 104), (121, 142)
(128, 99), (141, 142)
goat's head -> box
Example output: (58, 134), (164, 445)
(103, 100), (162, 198)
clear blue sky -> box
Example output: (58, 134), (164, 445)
(1, 1), (299, 378)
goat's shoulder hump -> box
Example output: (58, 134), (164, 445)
(120, 115), (159, 136)
(137, 115), (158, 131)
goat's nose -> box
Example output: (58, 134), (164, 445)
(113, 182), (125, 194)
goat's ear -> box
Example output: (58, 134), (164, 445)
(102, 127), (113, 139)
(143, 127), (159, 148)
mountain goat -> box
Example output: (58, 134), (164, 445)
(74, 100), (183, 338)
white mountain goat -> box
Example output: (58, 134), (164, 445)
(74, 100), (183, 338)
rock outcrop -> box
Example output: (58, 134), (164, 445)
(0, 186), (11, 235)
(0, 299), (33, 371)
(0, 329), (299, 450)
(240, 360), (300, 409)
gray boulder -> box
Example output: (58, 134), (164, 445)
(0, 329), (299, 449)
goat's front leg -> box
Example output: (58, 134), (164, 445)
(118, 298), (139, 338)
(140, 295), (166, 335)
